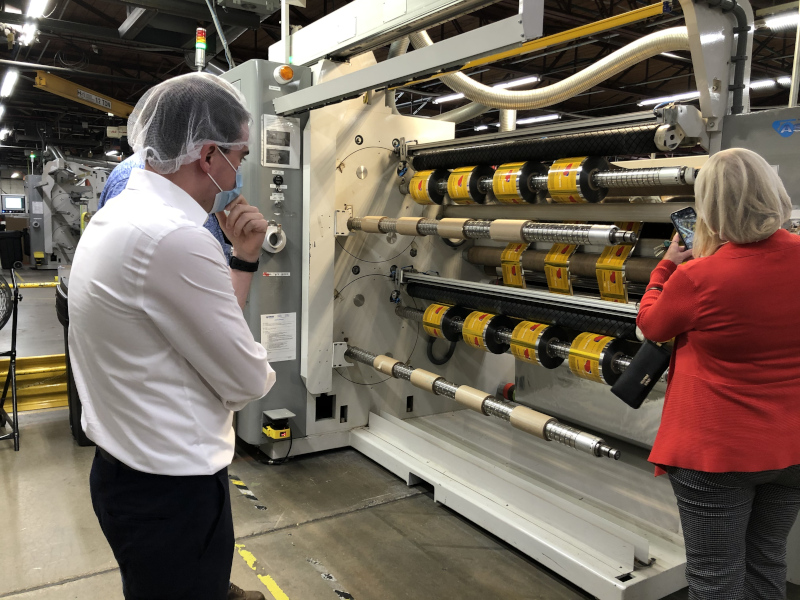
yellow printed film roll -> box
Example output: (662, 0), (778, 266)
(547, 156), (609, 203)
(447, 166), (479, 205)
(422, 303), (451, 338)
(409, 169), (445, 205)
(493, 162), (526, 204)
(510, 321), (547, 365)
(548, 158), (584, 204)
(568, 332), (614, 384)
(462, 311), (493, 352)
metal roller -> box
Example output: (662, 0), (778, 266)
(344, 344), (620, 460)
(405, 282), (637, 340)
(446, 165), (495, 205)
(409, 125), (663, 171)
(400, 305), (630, 380)
(348, 217), (637, 246)
(405, 161), (696, 205)
(526, 164), (697, 194)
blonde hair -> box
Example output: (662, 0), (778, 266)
(693, 148), (792, 257)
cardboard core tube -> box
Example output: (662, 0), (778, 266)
(509, 406), (555, 440)
(436, 218), (470, 239)
(396, 217), (423, 236)
(410, 369), (440, 391)
(489, 219), (527, 242)
(361, 216), (385, 234)
(454, 385), (490, 412)
(373, 355), (400, 376)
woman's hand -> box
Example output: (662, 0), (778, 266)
(663, 234), (694, 265)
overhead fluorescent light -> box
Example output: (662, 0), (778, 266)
(493, 75), (540, 90)
(764, 12), (799, 31)
(433, 92), (466, 104)
(1, 70), (19, 98)
(0, 128), (11, 140)
(749, 79), (777, 90)
(105, 150), (119, 156)
(0, 105), (5, 122)
(19, 22), (37, 46)
(433, 75), (541, 104)
(660, 52), (686, 60)
(637, 91), (701, 106)
(490, 113), (561, 127)
(10, 172), (20, 178)
(516, 113), (560, 125)
(26, 0), (48, 19)
(778, 76), (792, 86)
(474, 124), (489, 131)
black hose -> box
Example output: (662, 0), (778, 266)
(427, 336), (457, 365)
(702, 0), (750, 115)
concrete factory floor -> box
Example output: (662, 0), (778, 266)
(1, 267), (799, 599)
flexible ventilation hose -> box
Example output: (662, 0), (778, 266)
(387, 37), (411, 114)
(499, 109), (517, 131)
(431, 101), (490, 122)
(409, 27), (690, 110)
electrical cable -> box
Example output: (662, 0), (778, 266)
(267, 430), (292, 465)
(204, 0), (235, 70)
(426, 336), (457, 366)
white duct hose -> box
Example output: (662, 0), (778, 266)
(387, 37), (411, 114)
(408, 27), (690, 110)
(431, 101), (490, 122)
(385, 35), (489, 122)
(499, 109), (517, 131)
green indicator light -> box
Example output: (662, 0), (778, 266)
(196, 42), (206, 50)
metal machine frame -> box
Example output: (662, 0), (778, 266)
(229, 1), (800, 597)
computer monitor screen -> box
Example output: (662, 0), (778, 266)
(1, 195), (25, 214)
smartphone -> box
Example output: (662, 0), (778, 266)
(670, 206), (697, 249)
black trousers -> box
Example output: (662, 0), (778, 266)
(90, 448), (234, 600)
(668, 465), (800, 600)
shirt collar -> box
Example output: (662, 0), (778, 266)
(125, 169), (209, 227)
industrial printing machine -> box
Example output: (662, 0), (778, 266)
(214, 0), (800, 597)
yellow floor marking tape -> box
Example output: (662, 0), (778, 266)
(258, 575), (290, 600)
(234, 543), (291, 600)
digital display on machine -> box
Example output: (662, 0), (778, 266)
(1, 195), (26, 214)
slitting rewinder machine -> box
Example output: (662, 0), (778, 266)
(219, 0), (800, 597)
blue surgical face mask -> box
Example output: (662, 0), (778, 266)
(207, 151), (242, 214)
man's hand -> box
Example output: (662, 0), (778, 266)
(216, 196), (268, 263)
(664, 234), (694, 266)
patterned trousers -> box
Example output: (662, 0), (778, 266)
(668, 465), (800, 600)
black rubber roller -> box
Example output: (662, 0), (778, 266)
(410, 125), (662, 171)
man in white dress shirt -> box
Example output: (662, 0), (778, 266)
(68, 73), (275, 600)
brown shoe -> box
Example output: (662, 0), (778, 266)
(227, 582), (266, 600)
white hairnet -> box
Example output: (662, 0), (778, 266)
(127, 72), (251, 174)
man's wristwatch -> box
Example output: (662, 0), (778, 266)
(229, 255), (259, 272)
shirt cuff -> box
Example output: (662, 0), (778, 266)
(649, 260), (678, 287)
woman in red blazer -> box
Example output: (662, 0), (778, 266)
(638, 148), (800, 600)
